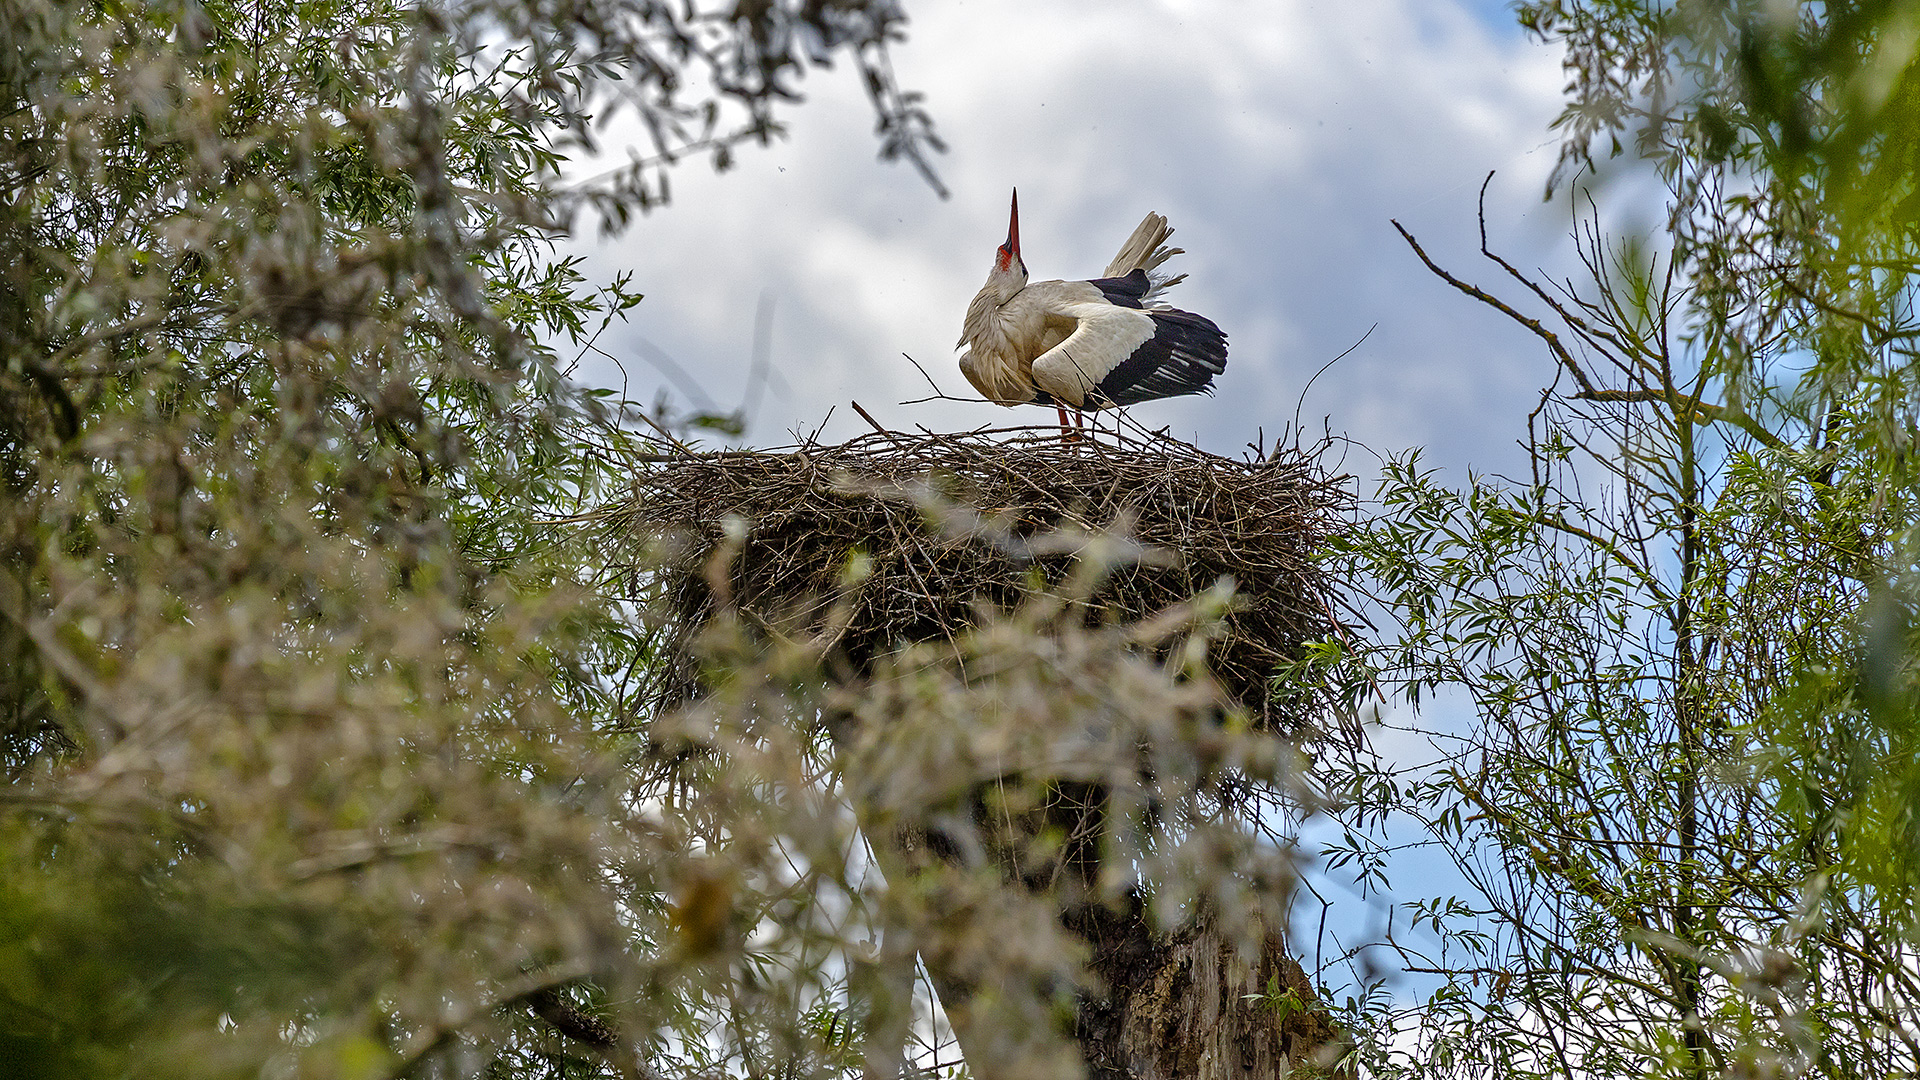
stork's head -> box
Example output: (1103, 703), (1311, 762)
(958, 189), (1029, 349)
(983, 188), (1027, 298)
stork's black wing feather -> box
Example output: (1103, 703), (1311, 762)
(1093, 308), (1227, 407)
(1087, 268), (1150, 309)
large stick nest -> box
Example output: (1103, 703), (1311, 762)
(604, 426), (1351, 735)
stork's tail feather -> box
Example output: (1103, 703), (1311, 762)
(1103, 212), (1179, 277)
(1103, 211), (1188, 306)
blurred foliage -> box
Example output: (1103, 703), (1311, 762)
(0, 2), (1323, 1078)
(0, 0), (932, 1075)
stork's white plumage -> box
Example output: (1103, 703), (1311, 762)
(956, 190), (1227, 430)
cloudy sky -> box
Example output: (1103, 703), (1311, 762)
(569, 0), (1609, 994)
(569, 0), (1591, 481)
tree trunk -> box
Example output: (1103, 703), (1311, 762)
(1069, 900), (1348, 1080)
(870, 804), (1348, 1080)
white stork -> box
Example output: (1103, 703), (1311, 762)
(957, 190), (1227, 432)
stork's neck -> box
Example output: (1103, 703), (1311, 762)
(960, 264), (1027, 350)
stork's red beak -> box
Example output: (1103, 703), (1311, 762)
(1006, 188), (1020, 258)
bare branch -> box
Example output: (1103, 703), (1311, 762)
(1392, 218), (1600, 397)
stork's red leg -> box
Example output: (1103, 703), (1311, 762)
(1055, 404), (1079, 443)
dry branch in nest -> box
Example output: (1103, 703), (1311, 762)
(601, 425), (1351, 737)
